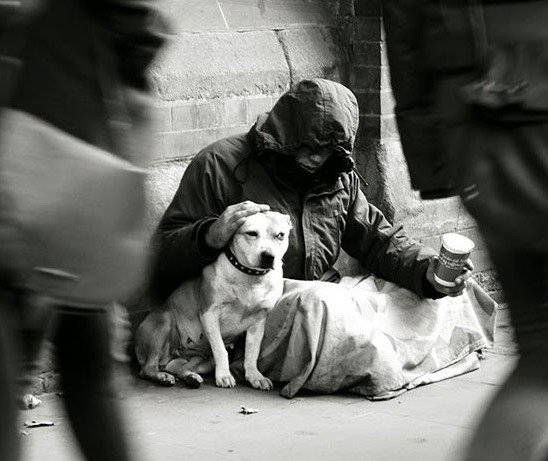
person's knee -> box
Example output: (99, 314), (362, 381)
(295, 282), (352, 312)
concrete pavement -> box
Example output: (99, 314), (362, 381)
(19, 307), (516, 461)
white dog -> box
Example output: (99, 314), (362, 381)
(135, 210), (292, 390)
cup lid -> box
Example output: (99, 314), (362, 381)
(441, 233), (475, 254)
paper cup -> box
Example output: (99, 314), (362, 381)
(434, 233), (475, 287)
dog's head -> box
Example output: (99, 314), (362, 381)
(230, 211), (292, 271)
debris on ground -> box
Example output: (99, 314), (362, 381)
(19, 394), (42, 410)
(239, 405), (258, 415)
(24, 420), (55, 428)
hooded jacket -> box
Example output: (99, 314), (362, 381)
(151, 79), (438, 302)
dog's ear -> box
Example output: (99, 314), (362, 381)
(284, 214), (293, 230)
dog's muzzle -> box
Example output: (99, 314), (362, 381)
(259, 252), (275, 269)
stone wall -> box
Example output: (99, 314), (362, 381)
(145, 0), (352, 228)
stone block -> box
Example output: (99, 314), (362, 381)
(224, 97), (248, 127)
(219, 0), (334, 30)
(159, 131), (203, 161)
(172, 101), (197, 131)
(380, 114), (399, 139)
(379, 139), (462, 238)
(338, 0), (354, 17)
(146, 159), (193, 230)
(151, 31), (290, 101)
(457, 203), (479, 229)
(355, 66), (380, 92)
(150, 105), (172, 133)
(158, 0), (228, 33)
(360, 114), (381, 139)
(159, 126), (249, 163)
(247, 95), (274, 124)
(353, 137), (395, 218)
(380, 90), (395, 115)
(381, 41), (389, 66)
(380, 66), (391, 90)
(196, 100), (223, 129)
(277, 27), (348, 84)
(356, 91), (380, 115)
(471, 249), (493, 273)
(354, 42), (381, 67)
(355, 0), (381, 17)
(354, 17), (382, 42)
(158, 132), (188, 160)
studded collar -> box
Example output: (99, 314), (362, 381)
(224, 247), (271, 276)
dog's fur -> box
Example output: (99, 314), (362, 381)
(135, 211), (291, 390)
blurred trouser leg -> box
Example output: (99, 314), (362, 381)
(17, 293), (56, 395)
(463, 245), (548, 461)
(53, 307), (132, 461)
(0, 291), (22, 461)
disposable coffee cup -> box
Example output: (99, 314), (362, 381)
(434, 233), (475, 287)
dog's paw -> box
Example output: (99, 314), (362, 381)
(158, 372), (177, 386)
(141, 370), (176, 387)
(182, 372), (203, 389)
(215, 372), (236, 388)
(248, 376), (273, 391)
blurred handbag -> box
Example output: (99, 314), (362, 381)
(460, 0), (548, 123)
(0, 107), (149, 306)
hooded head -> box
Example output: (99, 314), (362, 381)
(252, 79), (359, 187)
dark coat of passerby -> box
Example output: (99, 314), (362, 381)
(383, 1), (548, 459)
(0, 1), (167, 461)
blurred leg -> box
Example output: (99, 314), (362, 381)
(463, 246), (548, 461)
(53, 308), (132, 461)
(17, 293), (55, 394)
(0, 291), (20, 461)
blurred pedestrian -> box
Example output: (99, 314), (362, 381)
(383, 1), (548, 459)
(0, 1), (167, 460)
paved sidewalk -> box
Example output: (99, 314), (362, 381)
(20, 307), (517, 461)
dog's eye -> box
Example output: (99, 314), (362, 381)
(275, 232), (286, 240)
(245, 231), (258, 238)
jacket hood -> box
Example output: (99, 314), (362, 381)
(252, 79), (359, 158)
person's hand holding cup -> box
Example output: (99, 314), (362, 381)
(427, 233), (475, 297)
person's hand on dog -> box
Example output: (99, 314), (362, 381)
(205, 201), (270, 249)
(426, 256), (474, 297)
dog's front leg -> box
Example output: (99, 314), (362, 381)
(244, 317), (273, 391)
(200, 308), (236, 388)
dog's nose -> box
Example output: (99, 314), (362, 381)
(260, 252), (275, 268)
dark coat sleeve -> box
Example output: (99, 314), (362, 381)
(149, 149), (240, 302)
(341, 174), (441, 298)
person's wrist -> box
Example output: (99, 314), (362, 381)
(196, 219), (222, 258)
(204, 225), (221, 250)
(422, 276), (442, 298)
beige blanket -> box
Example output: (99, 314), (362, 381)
(232, 276), (496, 400)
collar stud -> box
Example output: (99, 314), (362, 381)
(225, 247), (271, 276)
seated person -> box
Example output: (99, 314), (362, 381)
(148, 78), (496, 399)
